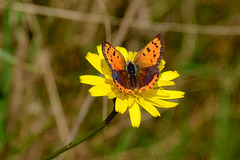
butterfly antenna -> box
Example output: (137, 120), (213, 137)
(138, 39), (148, 51)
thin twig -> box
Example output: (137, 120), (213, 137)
(1, 1), (240, 35)
(96, 0), (111, 41)
(78, 0), (106, 46)
(70, 93), (94, 139)
(0, 1), (118, 24)
(8, 20), (29, 134)
(177, 0), (197, 64)
(38, 50), (71, 144)
(0, 48), (40, 73)
(95, 1), (112, 155)
(112, 0), (142, 46)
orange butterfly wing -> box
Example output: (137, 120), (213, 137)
(134, 33), (165, 93)
(102, 41), (134, 94)
(134, 33), (164, 68)
(102, 41), (126, 71)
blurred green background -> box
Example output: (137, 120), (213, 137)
(0, 0), (240, 159)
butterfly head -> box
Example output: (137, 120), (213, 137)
(126, 61), (138, 76)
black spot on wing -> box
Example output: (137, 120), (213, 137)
(147, 47), (150, 52)
(102, 41), (114, 71)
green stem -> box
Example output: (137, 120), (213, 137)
(42, 100), (118, 160)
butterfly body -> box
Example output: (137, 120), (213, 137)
(102, 33), (164, 94)
(126, 61), (137, 89)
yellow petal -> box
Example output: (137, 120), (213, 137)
(157, 80), (175, 87)
(159, 71), (179, 81)
(115, 97), (128, 114)
(86, 52), (103, 74)
(89, 84), (112, 97)
(115, 46), (128, 60)
(107, 90), (117, 99)
(104, 74), (112, 80)
(129, 102), (141, 127)
(160, 90), (185, 99)
(127, 51), (137, 61)
(145, 89), (170, 98)
(97, 45), (104, 59)
(138, 97), (160, 117)
(127, 96), (135, 108)
(79, 75), (106, 85)
(107, 86), (123, 99)
(159, 59), (166, 71)
(101, 62), (112, 79)
(147, 97), (179, 108)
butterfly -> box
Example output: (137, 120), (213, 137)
(102, 33), (165, 94)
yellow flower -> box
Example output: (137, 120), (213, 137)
(80, 45), (184, 127)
